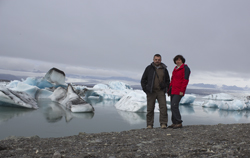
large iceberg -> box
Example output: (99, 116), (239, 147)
(114, 90), (149, 112)
(83, 81), (133, 100)
(20, 68), (67, 89)
(0, 86), (38, 109)
(114, 90), (195, 112)
(6, 81), (52, 99)
(50, 84), (94, 113)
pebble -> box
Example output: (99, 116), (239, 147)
(0, 123), (250, 157)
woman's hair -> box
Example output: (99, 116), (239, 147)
(173, 55), (185, 64)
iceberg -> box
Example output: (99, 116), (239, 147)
(50, 84), (94, 113)
(83, 81), (133, 100)
(44, 67), (66, 85)
(20, 68), (67, 89)
(115, 90), (148, 112)
(203, 93), (234, 101)
(202, 100), (219, 108)
(107, 81), (133, 90)
(7, 81), (52, 99)
(0, 86), (38, 109)
(180, 94), (196, 104)
(218, 100), (246, 111)
(201, 93), (250, 111)
(115, 90), (171, 112)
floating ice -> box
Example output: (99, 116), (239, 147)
(201, 93), (250, 111)
(203, 93), (234, 101)
(115, 90), (148, 112)
(107, 81), (133, 90)
(0, 86), (38, 109)
(202, 100), (219, 108)
(115, 90), (171, 112)
(83, 81), (133, 100)
(218, 100), (246, 111)
(44, 68), (66, 85)
(50, 84), (94, 113)
(180, 94), (196, 104)
(93, 84), (109, 89)
(7, 80), (52, 99)
(18, 68), (67, 89)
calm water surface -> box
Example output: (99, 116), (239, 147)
(1, 93), (250, 140)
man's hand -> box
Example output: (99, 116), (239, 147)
(179, 92), (183, 96)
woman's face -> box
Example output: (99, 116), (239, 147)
(175, 58), (183, 66)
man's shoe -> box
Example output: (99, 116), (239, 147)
(147, 125), (153, 129)
(173, 123), (182, 129)
(168, 124), (175, 128)
(161, 124), (167, 129)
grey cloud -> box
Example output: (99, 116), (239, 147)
(0, 0), (250, 81)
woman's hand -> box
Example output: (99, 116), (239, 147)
(179, 92), (183, 96)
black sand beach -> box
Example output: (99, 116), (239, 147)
(1, 123), (250, 157)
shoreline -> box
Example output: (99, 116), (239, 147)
(1, 123), (250, 157)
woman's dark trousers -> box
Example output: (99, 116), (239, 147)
(170, 95), (183, 124)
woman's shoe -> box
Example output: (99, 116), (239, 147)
(173, 123), (182, 129)
(168, 124), (175, 128)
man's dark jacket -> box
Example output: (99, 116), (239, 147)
(141, 62), (170, 93)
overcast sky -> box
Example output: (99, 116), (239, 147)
(0, 0), (250, 87)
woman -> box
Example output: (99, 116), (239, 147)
(168, 55), (191, 129)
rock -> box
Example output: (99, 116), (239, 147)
(53, 151), (61, 158)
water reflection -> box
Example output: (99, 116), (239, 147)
(202, 106), (250, 121)
(179, 105), (195, 115)
(117, 110), (146, 125)
(0, 106), (33, 124)
(202, 107), (218, 114)
(39, 99), (94, 123)
(218, 110), (248, 122)
(86, 97), (118, 107)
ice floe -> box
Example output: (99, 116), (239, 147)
(202, 93), (234, 101)
(0, 86), (38, 109)
(50, 84), (94, 113)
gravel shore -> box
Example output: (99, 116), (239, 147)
(1, 123), (250, 158)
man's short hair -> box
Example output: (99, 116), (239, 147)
(154, 54), (161, 58)
(173, 55), (185, 64)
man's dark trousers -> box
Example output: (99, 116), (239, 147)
(146, 90), (168, 126)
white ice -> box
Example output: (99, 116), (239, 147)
(83, 81), (133, 100)
(180, 94), (196, 104)
(201, 92), (250, 111)
(7, 80), (52, 99)
(0, 86), (38, 109)
(203, 93), (234, 101)
(50, 84), (94, 113)
(218, 100), (246, 111)
(44, 68), (66, 85)
(114, 90), (195, 112)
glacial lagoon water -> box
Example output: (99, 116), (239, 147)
(1, 92), (250, 140)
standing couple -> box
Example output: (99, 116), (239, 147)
(141, 54), (191, 129)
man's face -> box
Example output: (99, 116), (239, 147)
(153, 56), (161, 66)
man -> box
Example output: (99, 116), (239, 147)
(141, 54), (170, 129)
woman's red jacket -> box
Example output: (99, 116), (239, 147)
(169, 64), (191, 96)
